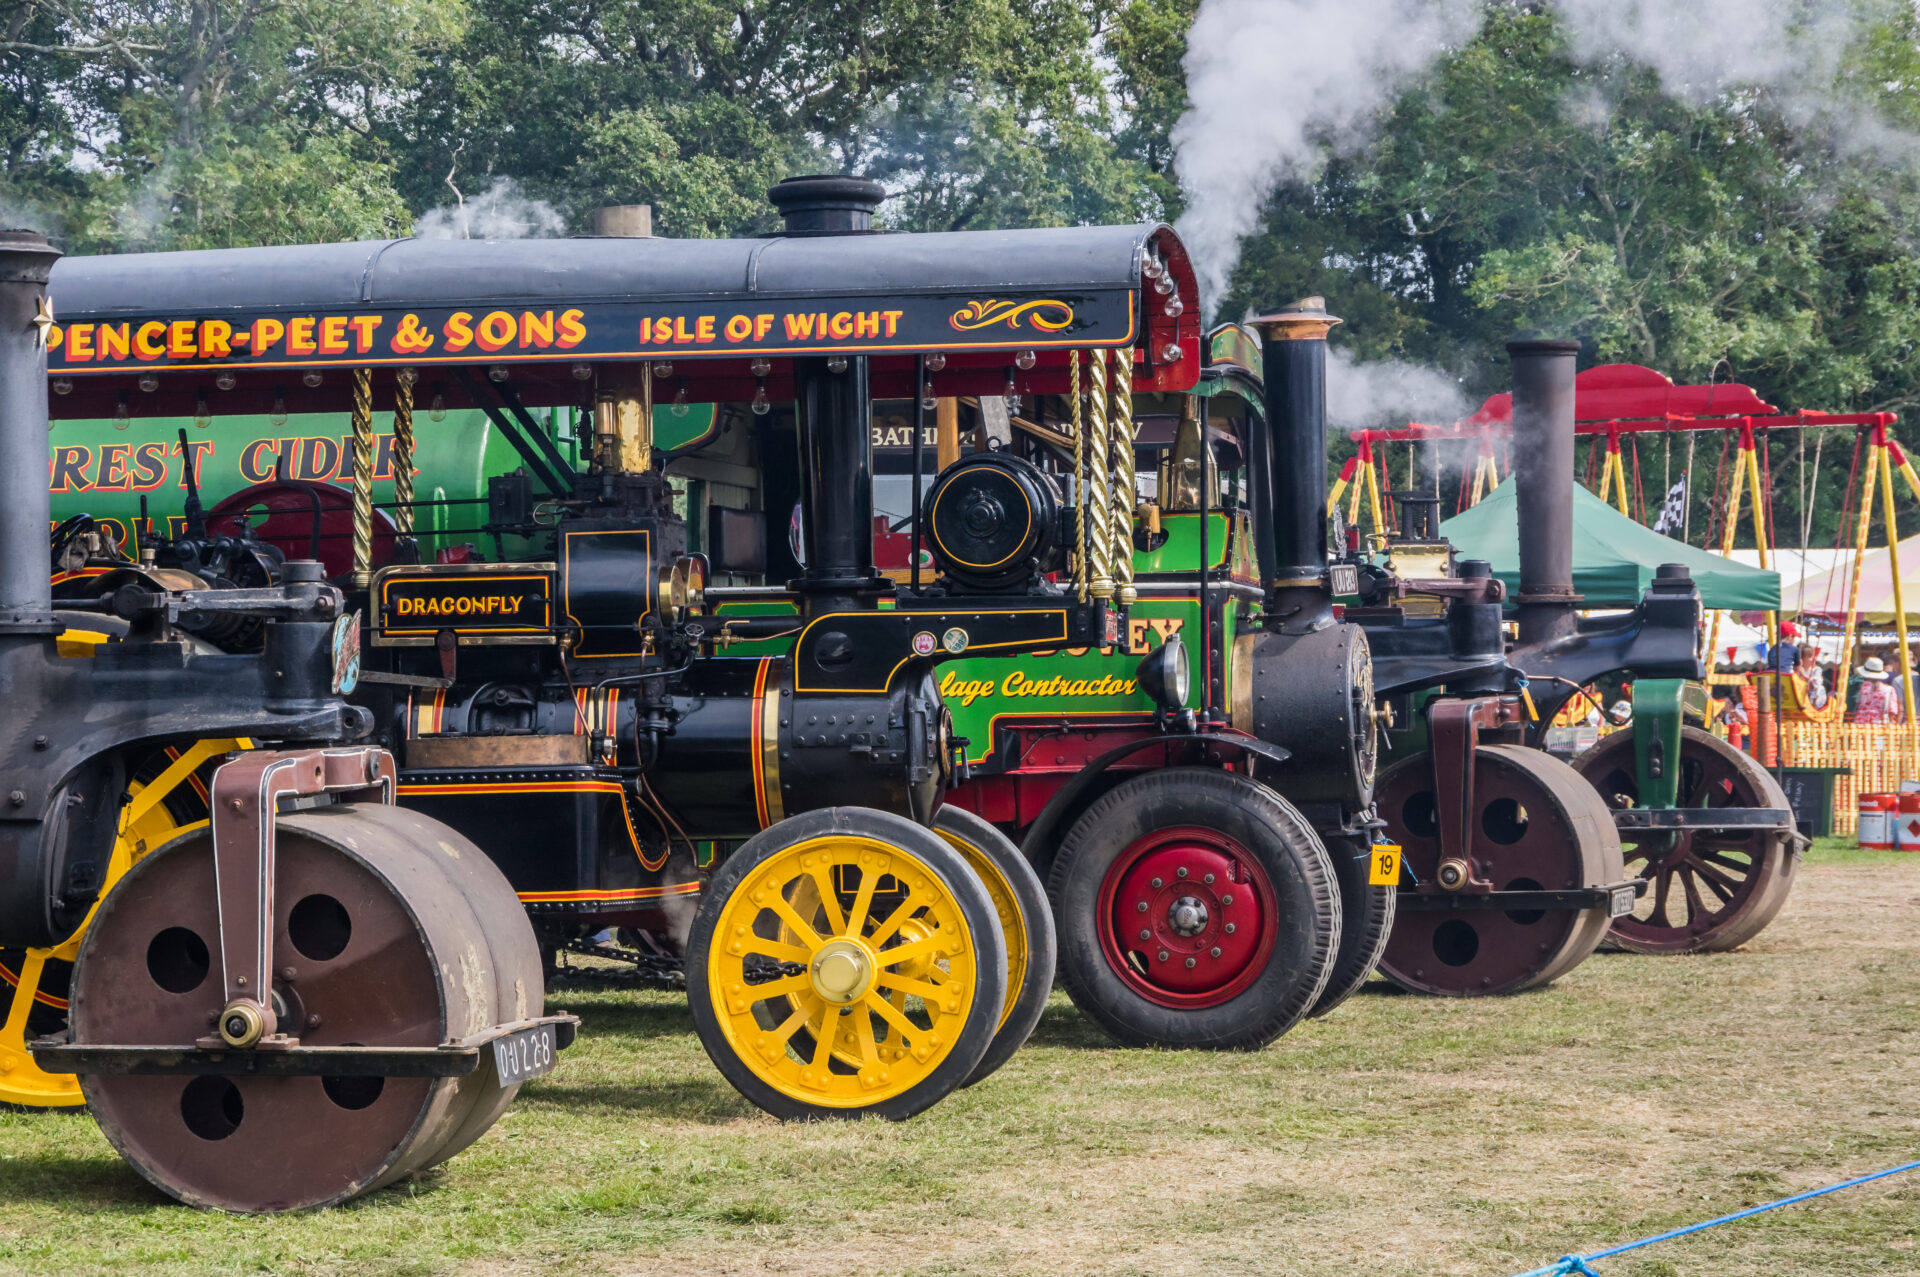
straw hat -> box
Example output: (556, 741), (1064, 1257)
(1862, 657), (1890, 680)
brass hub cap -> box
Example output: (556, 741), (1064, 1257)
(810, 939), (877, 1004)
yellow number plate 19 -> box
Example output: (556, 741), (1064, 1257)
(1368, 844), (1402, 886)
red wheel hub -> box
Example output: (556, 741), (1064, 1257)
(1095, 827), (1275, 1009)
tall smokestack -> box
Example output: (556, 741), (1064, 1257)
(1508, 337), (1582, 646)
(1250, 297), (1339, 632)
(767, 177), (887, 610)
(0, 230), (61, 634)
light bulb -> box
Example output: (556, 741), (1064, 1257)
(488, 365), (508, 382)
(826, 355), (848, 374)
(50, 377), (71, 396)
(1164, 295), (1184, 318)
(1159, 342), (1182, 364)
(1154, 274), (1176, 297)
(671, 385), (690, 418)
(1014, 349), (1036, 371)
(751, 381), (770, 415)
(302, 370), (323, 388)
(429, 392), (447, 422)
(571, 362), (594, 381)
(920, 380), (936, 411)
(269, 390), (288, 428)
(214, 370), (237, 391)
(925, 352), (947, 372)
(749, 357), (772, 377)
(112, 392), (130, 430)
(137, 373), (159, 393)
(652, 361), (673, 378)
(193, 394), (212, 429)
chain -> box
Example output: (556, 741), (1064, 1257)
(549, 935), (686, 989)
(547, 936), (807, 991)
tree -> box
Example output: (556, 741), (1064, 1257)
(0, 0), (462, 251)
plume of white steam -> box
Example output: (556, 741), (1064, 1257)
(1552, 0), (1910, 160)
(1171, 0), (1480, 315)
(1171, 0), (1915, 317)
(413, 177), (565, 240)
(1325, 346), (1470, 432)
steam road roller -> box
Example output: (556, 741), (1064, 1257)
(1346, 339), (1797, 994)
(0, 229), (576, 1211)
(37, 176), (1207, 1116)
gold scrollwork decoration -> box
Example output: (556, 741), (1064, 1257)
(948, 298), (1076, 333)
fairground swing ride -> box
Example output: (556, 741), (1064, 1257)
(14, 177), (1233, 1188)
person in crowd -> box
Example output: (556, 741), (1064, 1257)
(1794, 646), (1828, 709)
(1771, 620), (1801, 672)
(1853, 656), (1904, 723)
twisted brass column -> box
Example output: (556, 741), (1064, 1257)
(392, 368), (416, 542)
(1109, 350), (1137, 605)
(350, 367), (374, 588)
(1070, 350), (1088, 602)
(1084, 347), (1114, 600)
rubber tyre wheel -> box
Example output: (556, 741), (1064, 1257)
(1308, 834), (1395, 1017)
(931, 806), (1057, 1086)
(1049, 768), (1339, 1050)
(686, 806), (1007, 1121)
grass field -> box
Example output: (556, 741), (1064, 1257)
(2, 838), (1915, 1276)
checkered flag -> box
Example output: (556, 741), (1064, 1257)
(1651, 478), (1687, 536)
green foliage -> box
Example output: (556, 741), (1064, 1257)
(7, 0), (1920, 546)
(0, 0), (461, 251)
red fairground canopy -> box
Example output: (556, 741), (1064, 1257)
(1356, 363), (1892, 442)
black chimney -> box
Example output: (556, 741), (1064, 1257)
(1249, 297), (1340, 633)
(768, 175), (886, 235)
(767, 176), (889, 610)
(0, 229), (62, 635)
(1508, 337), (1583, 646)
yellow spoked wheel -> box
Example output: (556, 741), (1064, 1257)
(687, 807), (1007, 1120)
(931, 805), (1055, 1087)
(0, 739), (236, 1109)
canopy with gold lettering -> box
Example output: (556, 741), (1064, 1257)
(43, 224), (1199, 421)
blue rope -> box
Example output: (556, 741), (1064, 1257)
(1509, 1158), (1920, 1277)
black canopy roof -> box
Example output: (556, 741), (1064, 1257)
(43, 222), (1201, 418)
(51, 225), (1169, 316)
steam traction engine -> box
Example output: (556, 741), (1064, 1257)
(35, 176), (1203, 1119)
(0, 231), (574, 1213)
(859, 305), (1390, 1051)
